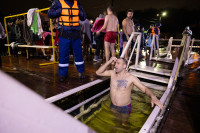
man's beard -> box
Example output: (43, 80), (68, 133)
(128, 16), (132, 19)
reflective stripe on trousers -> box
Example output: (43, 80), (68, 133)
(59, 37), (85, 76)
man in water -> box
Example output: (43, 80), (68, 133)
(96, 57), (163, 114)
(122, 9), (135, 61)
(97, 6), (118, 62)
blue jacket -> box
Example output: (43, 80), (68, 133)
(48, 0), (87, 32)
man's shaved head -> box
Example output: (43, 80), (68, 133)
(120, 57), (127, 67)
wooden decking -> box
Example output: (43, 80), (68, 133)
(1, 56), (104, 99)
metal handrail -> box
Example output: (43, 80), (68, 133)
(120, 32), (142, 66)
(139, 35), (190, 133)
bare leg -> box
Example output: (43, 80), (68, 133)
(41, 48), (47, 56)
(110, 43), (116, 58)
(104, 41), (110, 62)
(123, 42), (129, 60)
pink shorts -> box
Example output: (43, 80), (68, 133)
(104, 31), (117, 43)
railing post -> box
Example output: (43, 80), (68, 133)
(4, 17), (11, 56)
(50, 19), (56, 63)
(156, 35), (160, 58)
(135, 34), (141, 66)
(120, 32), (135, 58)
(183, 36), (191, 64)
(185, 38), (195, 65)
(150, 34), (155, 60)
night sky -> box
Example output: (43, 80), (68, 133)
(1, 0), (200, 38)
(1, 0), (200, 18)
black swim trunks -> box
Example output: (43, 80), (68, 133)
(110, 102), (131, 114)
(122, 34), (135, 48)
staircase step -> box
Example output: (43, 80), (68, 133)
(129, 71), (169, 84)
(151, 57), (175, 63)
(141, 82), (167, 91)
(129, 65), (172, 76)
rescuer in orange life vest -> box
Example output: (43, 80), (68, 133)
(48, 0), (87, 82)
(151, 22), (161, 50)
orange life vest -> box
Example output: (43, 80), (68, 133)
(59, 0), (79, 26)
(152, 27), (160, 35)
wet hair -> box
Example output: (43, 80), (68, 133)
(120, 57), (128, 66)
(127, 9), (133, 14)
(107, 5), (114, 12)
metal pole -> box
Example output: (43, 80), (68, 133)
(156, 35), (160, 58)
(135, 34), (141, 65)
(150, 34), (155, 60)
(126, 37), (138, 69)
(4, 17), (11, 56)
(50, 19), (56, 62)
(120, 32), (135, 58)
(185, 38), (195, 65)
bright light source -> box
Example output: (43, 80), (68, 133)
(89, 20), (93, 24)
(162, 12), (167, 16)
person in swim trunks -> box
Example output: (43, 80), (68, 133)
(122, 9), (135, 61)
(97, 6), (118, 62)
(96, 57), (163, 114)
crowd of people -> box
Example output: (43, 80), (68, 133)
(0, 1), (163, 77)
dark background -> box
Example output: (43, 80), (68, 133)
(1, 0), (200, 38)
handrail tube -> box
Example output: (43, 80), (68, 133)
(126, 36), (139, 69)
(120, 32), (142, 67)
(156, 35), (160, 58)
(185, 38), (195, 65)
(120, 32), (135, 58)
(150, 35), (156, 60)
(64, 88), (110, 113)
(183, 36), (191, 64)
(45, 79), (103, 103)
(135, 34), (142, 66)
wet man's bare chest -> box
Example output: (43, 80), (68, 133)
(126, 20), (134, 28)
(112, 77), (129, 89)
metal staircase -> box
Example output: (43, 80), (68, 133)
(120, 32), (191, 133)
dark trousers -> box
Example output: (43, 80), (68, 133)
(94, 32), (105, 57)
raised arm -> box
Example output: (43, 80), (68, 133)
(131, 75), (163, 110)
(96, 57), (117, 76)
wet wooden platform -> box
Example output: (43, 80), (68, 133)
(1, 56), (105, 99)
(160, 61), (200, 133)
(0, 54), (173, 99)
